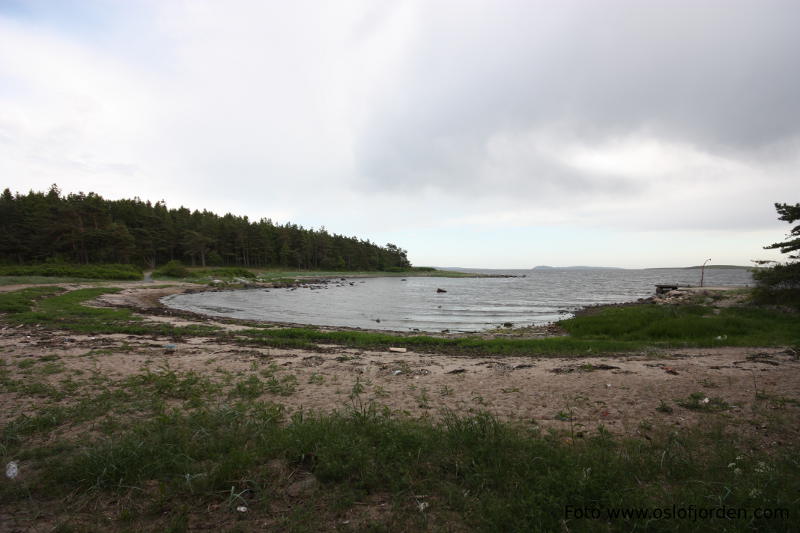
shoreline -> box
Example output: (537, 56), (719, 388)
(1, 281), (793, 433)
(1, 280), (797, 531)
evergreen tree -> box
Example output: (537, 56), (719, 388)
(0, 186), (412, 272)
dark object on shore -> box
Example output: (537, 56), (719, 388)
(503, 322), (513, 328)
(447, 368), (466, 374)
(656, 284), (680, 295)
(551, 363), (619, 374)
(436, 288), (447, 293)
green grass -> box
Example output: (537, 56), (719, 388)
(0, 263), (143, 280)
(675, 392), (731, 412)
(560, 304), (800, 347)
(0, 275), (117, 286)
(1, 285), (798, 531)
(0, 287), (219, 337)
(239, 327), (642, 355)
(0, 286), (61, 313)
(238, 301), (799, 355)
(2, 391), (796, 532)
(2, 287), (797, 356)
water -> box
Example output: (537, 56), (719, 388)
(161, 268), (754, 333)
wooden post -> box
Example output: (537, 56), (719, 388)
(700, 258), (711, 287)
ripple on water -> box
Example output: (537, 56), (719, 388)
(161, 269), (753, 332)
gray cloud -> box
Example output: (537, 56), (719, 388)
(1, 0), (797, 267)
(355, 0), (800, 196)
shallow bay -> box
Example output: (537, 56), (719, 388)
(162, 268), (754, 332)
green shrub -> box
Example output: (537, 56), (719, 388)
(155, 260), (190, 278)
(0, 264), (142, 280)
(198, 267), (256, 279)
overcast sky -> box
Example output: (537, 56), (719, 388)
(1, 0), (798, 268)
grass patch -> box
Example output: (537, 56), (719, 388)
(676, 392), (731, 412)
(0, 263), (142, 280)
(560, 304), (800, 347)
(0, 287), (219, 337)
(3, 400), (796, 532)
(2, 287), (797, 357)
(236, 301), (798, 355)
(239, 327), (642, 356)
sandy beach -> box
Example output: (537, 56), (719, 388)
(3, 282), (798, 443)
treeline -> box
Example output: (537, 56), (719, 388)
(0, 185), (411, 271)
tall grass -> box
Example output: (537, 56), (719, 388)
(0, 263), (142, 280)
(8, 400), (795, 532)
(560, 304), (800, 346)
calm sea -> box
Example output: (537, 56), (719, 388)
(161, 268), (753, 333)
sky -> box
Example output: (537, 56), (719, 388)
(1, 0), (798, 268)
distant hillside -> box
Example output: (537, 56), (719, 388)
(646, 265), (752, 271)
(682, 265), (751, 270)
(532, 265), (625, 270)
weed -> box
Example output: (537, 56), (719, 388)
(656, 400), (674, 414)
(265, 374), (298, 396)
(415, 387), (431, 409)
(677, 392), (731, 412)
(438, 384), (454, 396)
(372, 385), (389, 398)
(229, 375), (264, 399)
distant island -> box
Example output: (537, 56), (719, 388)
(532, 265), (625, 270)
(646, 265), (752, 270)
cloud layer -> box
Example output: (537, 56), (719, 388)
(1, 0), (797, 267)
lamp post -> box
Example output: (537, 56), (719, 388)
(700, 258), (711, 287)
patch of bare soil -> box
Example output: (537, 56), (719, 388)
(3, 333), (799, 444)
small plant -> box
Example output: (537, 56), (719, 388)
(349, 377), (366, 400)
(38, 362), (65, 375)
(308, 373), (324, 385)
(372, 385), (389, 398)
(555, 409), (573, 421)
(755, 392), (800, 409)
(266, 374), (298, 396)
(656, 400), (674, 414)
(416, 387), (431, 409)
(259, 363), (280, 378)
(676, 392), (730, 412)
(438, 384), (454, 396)
(392, 361), (412, 375)
(230, 375), (264, 399)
